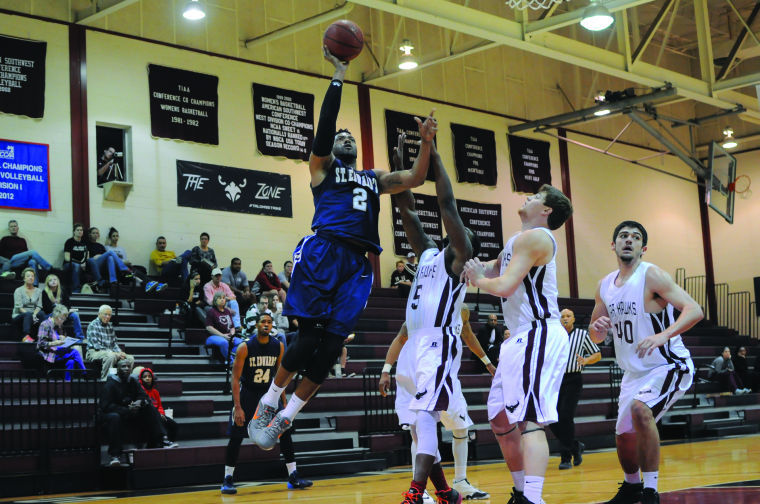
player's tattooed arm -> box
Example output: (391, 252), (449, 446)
(379, 323), (409, 397)
(376, 110), (437, 194)
(589, 280), (612, 344)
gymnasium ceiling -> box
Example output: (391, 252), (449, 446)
(5, 0), (760, 153)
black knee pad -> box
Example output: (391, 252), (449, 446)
(303, 332), (345, 385)
(281, 319), (326, 372)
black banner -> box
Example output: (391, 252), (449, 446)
(253, 83), (314, 161)
(148, 64), (218, 144)
(391, 193), (442, 256)
(456, 199), (503, 262)
(0, 35), (46, 118)
(451, 123), (497, 186)
(508, 134), (551, 194)
(385, 109), (435, 181)
(176, 160), (291, 217)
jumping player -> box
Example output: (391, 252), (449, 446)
(463, 186), (573, 504)
(251, 48), (437, 449)
(589, 221), (702, 504)
(221, 313), (312, 494)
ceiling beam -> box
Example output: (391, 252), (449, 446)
(715, 1), (760, 81)
(76, 0), (139, 25)
(631, 0), (675, 64)
(244, 2), (354, 47)
(693, 0), (715, 86)
(713, 71), (760, 91)
(525, 0), (656, 35)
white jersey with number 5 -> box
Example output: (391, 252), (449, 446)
(405, 248), (466, 332)
(599, 261), (691, 374)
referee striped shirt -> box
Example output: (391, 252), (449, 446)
(564, 327), (600, 374)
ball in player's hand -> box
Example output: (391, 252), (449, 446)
(323, 20), (364, 62)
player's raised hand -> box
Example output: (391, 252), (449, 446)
(463, 257), (485, 287)
(635, 332), (669, 358)
(378, 371), (391, 397)
(414, 109), (437, 143)
(392, 132), (406, 171)
(323, 46), (348, 71)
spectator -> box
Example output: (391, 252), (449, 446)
(205, 291), (242, 363)
(86, 227), (132, 290)
(222, 258), (255, 315)
(13, 268), (45, 342)
(734, 346), (758, 393)
(96, 146), (123, 185)
(332, 333), (356, 378)
(63, 223), (90, 294)
(0, 219), (53, 281)
(244, 295), (286, 345)
(150, 236), (191, 285)
(254, 260), (286, 303)
(390, 260), (413, 298)
(503, 328), (511, 341)
(138, 367), (178, 445)
(105, 227), (158, 291)
(190, 232), (217, 285)
(86, 304), (134, 381)
(278, 260), (293, 291)
(710, 347), (750, 395)
(99, 358), (172, 466)
(405, 251), (417, 276)
(180, 271), (207, 327)
(204, 268), (241, 330)
(36, 305), (86, 381)
(475, 314), (503, 372)
(41, 273), (84, 342)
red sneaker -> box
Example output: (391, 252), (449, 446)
(401, 487), (424, 504)
(435, 487), (462, 504)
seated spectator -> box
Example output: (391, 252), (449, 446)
(99, 358), (173, 466)
(278, 260), (293, 291)
(332, 333), (355, 378)
(390, 260), (413, 298)
(86, 304), (134, 381)
(204, 268), (241, 330)
(710, 346), (750, 395)
(13, 267), (46, 342)
(190, 232), (217, 285)
(63, 223), (91, 294)
(0, 219), (52, 281)
(105, 227), (159, 291)
(222, 258), (255, 315)
(254, 260), (286, 303)
(87, 227), (132, 290)
(247, 294), (288, 347)
(138, 367), (178, 445)
(405, 252), (417, 275)
(42, 273), (84, 342)
(205, 292), (242, 363)
(180, 270), (207, 327)
(36, 305), (86, 381)
(474, 314), (503, 373)
(150, 236), (191, 285)
(734, 346), (758, 393)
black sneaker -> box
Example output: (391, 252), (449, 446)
(506, 487), (524, 504)
(573, 441), (585, 466)
(641, 488), (659, 504)
(605, 481), (644, 504)
(558, 456), (572, 470)
(287, 470), (313, 489)
(221, 475), (237, 494)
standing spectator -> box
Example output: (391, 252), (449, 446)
(389, 260), (413, 298)
(63, 223), (91, 294)
(205, 292), (242, 363)
(181, 271), (207, 327)
(190, 232), (217, 285)
(138, 368), (178, 445)
(734, 346), (757, 393)
(710, 347), (750, 394)
(41, 273), (84, 342)
(204, 268), (241, 330)
(255, 260), (286, 302)
(36, 305), (86, 381)
(405, 251), (417, 276)
(87, 227), (132, 290)
(150, 236), (191, 285)
(549, 308), (601, 470)
(278, 260), (293, 291)
(13, 268), (45, 341)
(0, 219), (52, 281)
(222, 258), (255, 315)
(85, 304), (134, 381)
(475, 314), (503, 372)
(105, 227), (158, 291)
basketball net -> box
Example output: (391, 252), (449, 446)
(506, 0), (564, 10)
(728, 174), (752, 199)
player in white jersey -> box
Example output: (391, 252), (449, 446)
(380, 305), (495, 501)
(463, 185), (573, 504)
(388, 135), (482, 504)
(589, 221), (703, 504)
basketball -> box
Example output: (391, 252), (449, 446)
(323, 20), (364, 62)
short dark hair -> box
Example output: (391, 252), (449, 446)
(539, 185), (573, 230)
(256, 312), (273, 324)
(189, 270), (199, 278)
(73, 222), (84, 232)
(284, 260), (292, 268)
(396, 260), (404, 266)
(156, 235), (166, 243)
(612, 220), (648, 246)
(231, 257), (241, 264)
(335, 128), (352, 138)
(200, 232), (210, 239)
(262, 260), (272, 268)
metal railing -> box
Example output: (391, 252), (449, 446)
(362, 367), (402, 434)
(606, 362), (623, 420)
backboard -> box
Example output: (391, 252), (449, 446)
(707, 141), (737, 224)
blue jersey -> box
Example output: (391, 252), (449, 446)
(310, 158), (382, 255)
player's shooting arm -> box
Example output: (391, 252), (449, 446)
(395, 190), (437, 256)
(431, 143), (471, 276)
(376, 110), (437, 194)
(589, 280), (612, 344)
(646, 266), (704, 339)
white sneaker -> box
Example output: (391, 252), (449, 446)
(453, 478), (489, 500)
(421, 489), (435, 503)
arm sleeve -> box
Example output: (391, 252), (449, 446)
(312, 80), (343, 156)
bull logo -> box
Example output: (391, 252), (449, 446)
(218, 175), (247, 203)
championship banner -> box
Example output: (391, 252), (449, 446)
(148, 64), (219, 144)
(391, 192), (442, 256)
(0, 139), (50, 211)
(455, 199), (503, 261)
(451, 123), (497, 186)
(508, 134), (551, 194)
(385, 109), (436, 182)
(0, 35), (46, 118)
(253, 83), (314, 161)
(176, 160), (291, 218)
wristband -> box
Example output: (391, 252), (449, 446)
(382, 363), (393, 374)
(480, 355), (492, 366)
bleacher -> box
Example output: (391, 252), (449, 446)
(1, 280), (758, 497)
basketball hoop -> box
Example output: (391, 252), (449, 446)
(728, 174), (751, 199)
(506, 0), (565, 10)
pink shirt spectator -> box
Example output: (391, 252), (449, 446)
(203, 280), (235, 305)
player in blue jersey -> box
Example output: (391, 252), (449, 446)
(251, 48), (438, 450)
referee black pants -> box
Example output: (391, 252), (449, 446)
(548, 372), (583, 459)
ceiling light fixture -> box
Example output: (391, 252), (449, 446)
(721, 127), (738, 149)
(182, 0), (206, 20)
(580, 1), (614, 31)
(398, 39), (418, 70)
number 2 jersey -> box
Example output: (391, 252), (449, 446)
(310, 157), (382, 255)
(239, 337), (281, 394)
(599, 261), (691, 374)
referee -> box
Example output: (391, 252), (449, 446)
(549, 308), (601, 470)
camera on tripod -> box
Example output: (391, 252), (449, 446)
(114, 152), (124, 158)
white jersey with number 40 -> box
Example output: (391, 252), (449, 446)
(405, 248), (466, 333)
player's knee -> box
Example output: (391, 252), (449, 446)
(281, 319), (325, 371)
(630, 400), (653, 425)
(302, 332), (344, 384)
